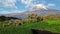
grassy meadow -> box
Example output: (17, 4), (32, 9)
(0, 14), (60, 34)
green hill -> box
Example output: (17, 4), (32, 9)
(0, 14), (60, 34)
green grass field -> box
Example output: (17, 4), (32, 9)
(0, 16), (60, 34)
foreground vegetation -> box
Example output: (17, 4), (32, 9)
(0, 14), (60, 34)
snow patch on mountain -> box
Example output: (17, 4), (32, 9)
(33, 4), (48, 10)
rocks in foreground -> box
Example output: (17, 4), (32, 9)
(31, 29), (60, 34)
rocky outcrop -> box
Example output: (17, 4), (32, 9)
(31, 29), (60, 34)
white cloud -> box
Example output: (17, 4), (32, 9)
(20, 0), (47, 9)
(0, 10), (22, 14)
(20, 0), (34, 8)
(39, 0), (46, 4)
(21, 0), (32, 4)
(0, 0), (47, 10)
(0, 0), (17, 9)
(48, 3), (55, 6)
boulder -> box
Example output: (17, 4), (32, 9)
(31, 29), (60, 34)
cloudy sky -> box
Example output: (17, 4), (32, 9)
(0, 0), (60, 14)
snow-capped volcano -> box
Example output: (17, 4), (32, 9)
(32, 4), (48, 10)
(2, 5), (60, 19)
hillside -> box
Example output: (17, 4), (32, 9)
(0, 14), (60, 34)
(3, 6), (60, 19)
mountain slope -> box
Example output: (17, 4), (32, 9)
(3, 6), (60, 19)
